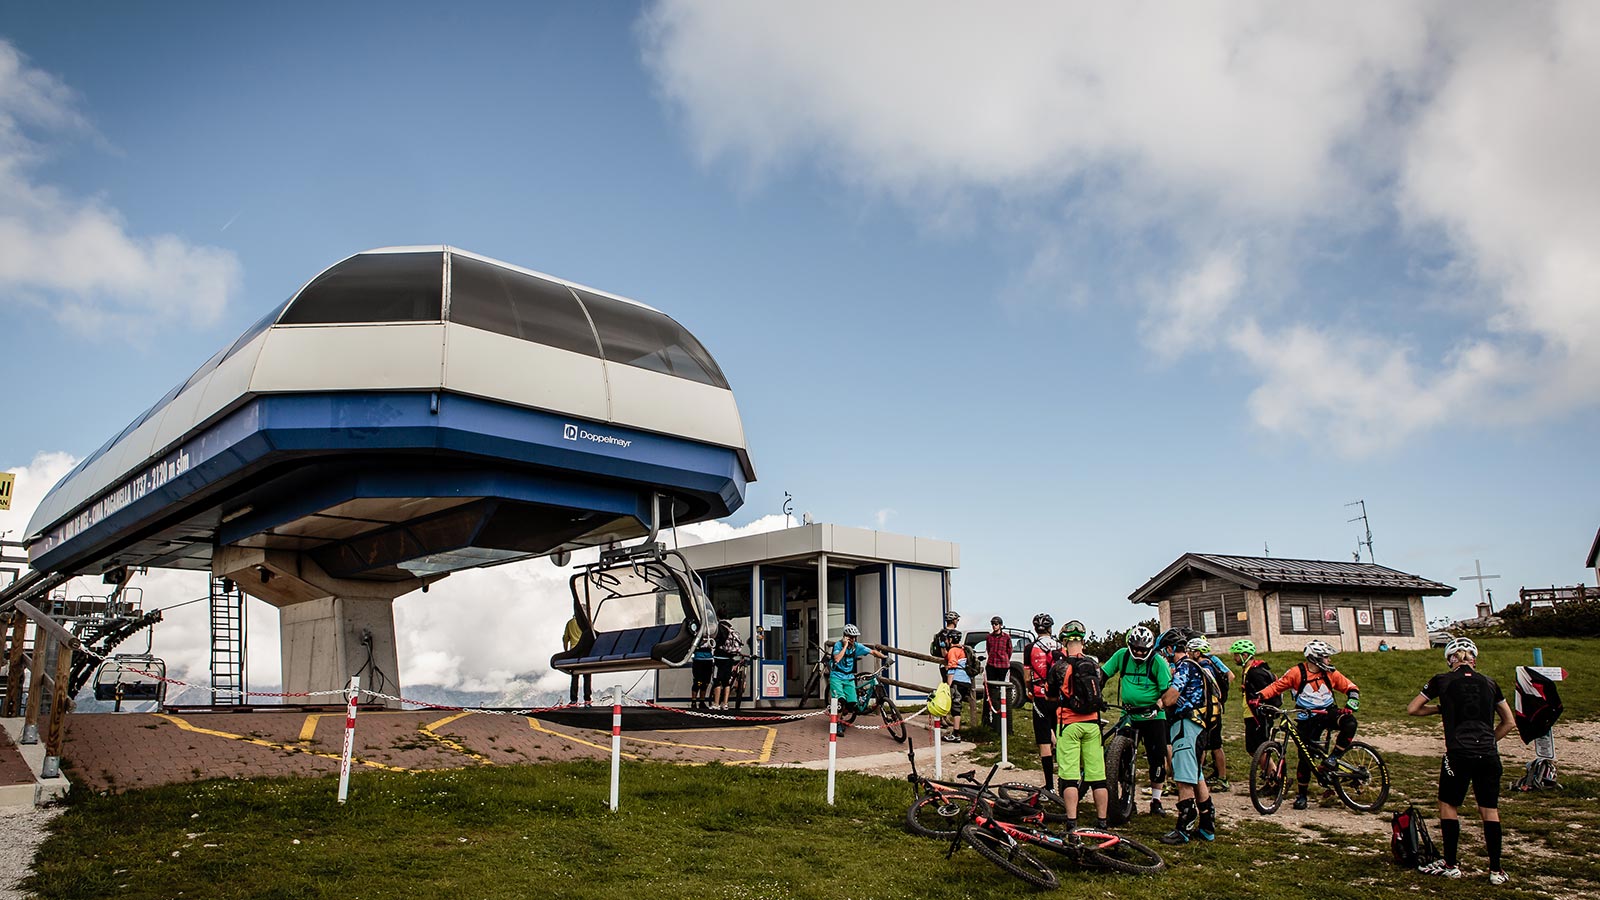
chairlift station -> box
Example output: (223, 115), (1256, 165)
(5, 247), (755, 703)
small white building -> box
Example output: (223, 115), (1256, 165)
(1128, 554), (1454, 653)
(657, 523), (959, 705)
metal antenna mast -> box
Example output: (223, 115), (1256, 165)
(1346, 500), (1375, 564)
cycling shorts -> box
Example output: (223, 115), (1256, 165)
(828, 674), (859, 708)
(1057, 721), (1106, 785)
(1168, 718), (1203, 786)
(948, 680), (972, 706)
(692, 659), (714, 691)
(713, 657), (736, 686)
(1032, 699), (1059, 745)
(1131, 717), (1169, 780)
(1440, 751), (1502, 810)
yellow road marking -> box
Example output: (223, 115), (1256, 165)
(297, 713), (331, 742)
(154, 714), (408, 772)
(526, 717), (643, 759)
(727, 726), (777, 765)
(420, 712), (491, 764)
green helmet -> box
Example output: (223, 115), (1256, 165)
(1229, 639), (1257, 657)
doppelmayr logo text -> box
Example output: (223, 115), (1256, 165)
(562, 423), (632, 449)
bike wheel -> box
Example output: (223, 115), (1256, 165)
(996, 784), (1069, 822)
(1331, 741), (1390, 814)
(1083, 833), (1167, 876)
(1250, 741), (1289, 815)
(960, 824), (1060, 891)
(907, 792), (986, 839)
(1102, 732), (1137, 826)
(880, 689), (908, 743)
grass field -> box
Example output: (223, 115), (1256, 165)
(26, 636), (1600, 899)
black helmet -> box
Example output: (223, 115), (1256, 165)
(945, 611), (961, 625)
(1032, 613), (1054, 634)
(1156, 627), (1195, 655)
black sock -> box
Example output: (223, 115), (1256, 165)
(1485, 820), (1502, 870)
(1441, 818), (1460, 867)
(1065, 817), (1076, 832)
(1096, 817), (1107, 830)
(1042, 754), (1055, 790)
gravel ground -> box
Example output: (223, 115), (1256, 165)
(0, 806), (58, 900)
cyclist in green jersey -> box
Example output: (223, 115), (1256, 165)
(1100, 625), (1177, 814)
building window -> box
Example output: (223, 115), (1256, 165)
(1290, 605), (1307, 632)
(1383, 608), (1398, 633)
(1203, 609), (1218, 634)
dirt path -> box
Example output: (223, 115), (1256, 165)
(1364, 720), (1600, 773)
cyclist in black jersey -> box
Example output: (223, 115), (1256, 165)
(1407, 637), (1514, 886)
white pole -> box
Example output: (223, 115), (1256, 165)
(933, 716), (943, 779)
(826, 696), (838, 806)
(1000, 690), (1009, 766)
(609, 686), (623, 811)
(336, 675), (359, 805)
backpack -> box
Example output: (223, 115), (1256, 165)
(1391, 804), (1439, 868)
(927, 683), (953, 718)
(1182, 660), (1223, 735)
(1205, 655), (1232, 700)
(1050, 654), (1107, 715)
(717, 623), (742, 655)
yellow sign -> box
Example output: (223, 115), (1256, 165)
(0, 472), (12, 511)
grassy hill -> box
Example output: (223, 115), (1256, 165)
(27, 637), (1600, 900)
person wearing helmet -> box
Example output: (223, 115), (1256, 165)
(829, 624), (888, 730)
(1187, 637), (1234, 791)
(1051, 620), (1109, 832)
(981, 616), (1014, 732)
(1252, 639), (1361, 810)
(1024, 613), (1063, 791)
(1159, 635), (1218, 844)
(943, 640), (976, 743)
(1101, 624), (1177, 814)
(1407, 637), (1514, 884)
(1230, 639), (1281, 756)
(931, 610), (963, 681)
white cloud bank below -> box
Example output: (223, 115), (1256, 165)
(640, 1), (1600, 454)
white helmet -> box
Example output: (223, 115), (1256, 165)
(842, 624), (861, 639)
(1303, 639), (1336, 672)
(1444, 636), (1478, 664)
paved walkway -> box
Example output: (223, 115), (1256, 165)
(61, 705), (950, 792)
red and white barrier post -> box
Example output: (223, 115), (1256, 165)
(1000, 690), (1010, 766)
(933, 717), (943, 779)
(826, 696), (839, 806)
(336, 675), (360, 805)
(609, 686), (623, 811)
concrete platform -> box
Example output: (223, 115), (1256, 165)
(0, 719), (71, 808)
(59, 704), (946, 793)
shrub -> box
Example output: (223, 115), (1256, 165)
(1500, 599), (1600, 638)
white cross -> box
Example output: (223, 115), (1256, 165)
(1460, 559), (1501, 612)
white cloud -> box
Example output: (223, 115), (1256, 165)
(640, 2), (1600, 453)
(0, 40), (240, 334)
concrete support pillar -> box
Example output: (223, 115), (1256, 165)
(279, 597), (402, 706)
(213, 546), (437, 709)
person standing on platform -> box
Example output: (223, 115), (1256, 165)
(563, 615), (591, 704)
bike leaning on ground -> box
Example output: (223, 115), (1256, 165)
(943, 765), (1165, 889)
(1248, 704), (1390, 814)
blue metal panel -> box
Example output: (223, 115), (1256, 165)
(29, 391), (746, 576)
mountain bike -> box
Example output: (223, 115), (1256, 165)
(904, 733), (1068, 839)
(1249, 704), (1390, 814)
(839, 665), (907, 742)
(1098, 703), (1164, 826)
(944, 764), (1165, 888)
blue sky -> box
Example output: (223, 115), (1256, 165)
(2, 4), (1596, 688)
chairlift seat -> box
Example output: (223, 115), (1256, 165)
(93, 655), (167, 703)
(551, 550), (711, 676)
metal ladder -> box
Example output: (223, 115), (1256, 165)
(208, 576), (247, 705)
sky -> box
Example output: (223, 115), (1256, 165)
(1, 3), (1597, 694)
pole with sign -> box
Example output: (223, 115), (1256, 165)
(0, 472), (14, 511)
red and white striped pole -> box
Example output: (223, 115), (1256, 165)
(1000, 689), (1010, 766)
(609, 686), (622, 811)
(826, 696), (838, 806)
(336, 675), (360, 805)
(933, 716), (943, 779)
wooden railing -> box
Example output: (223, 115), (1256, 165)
(2, 599), (81, 779)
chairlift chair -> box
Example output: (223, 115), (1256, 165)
(93, 654), (168, 705)
(550, 546), (715, 675)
